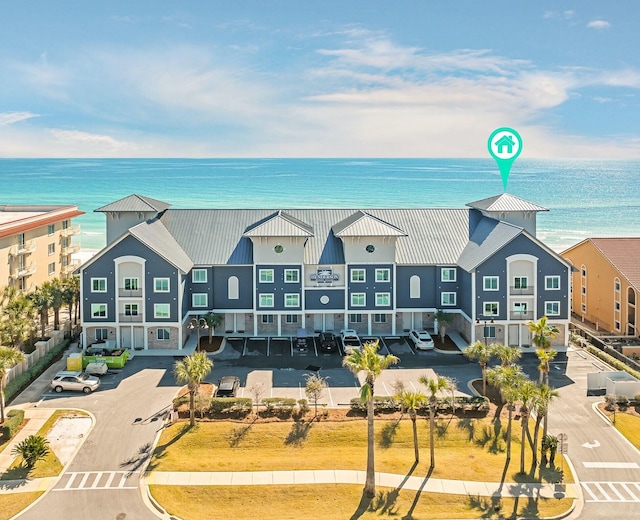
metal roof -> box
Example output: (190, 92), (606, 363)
(128, 219), (193, 273)
(588, 238), (640, 291)
(457, 218), (524, 271)
(95, 194), (171, 213)
(243, 211), (314, 237)
(158, 208), (481, 266)
(332, 211), (407, 237)
(466, 193), (548, 213)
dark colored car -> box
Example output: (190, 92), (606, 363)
(296, 328), (308, 350)
(215, 376), (240, 397)
(319, 332), (338, 352)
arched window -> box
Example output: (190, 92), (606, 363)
(228, 276), (239, 300)
(410, 275), (420, 299)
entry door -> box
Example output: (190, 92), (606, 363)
(120, 326), (132, 349)
(314, 314), (323, 332)
(236, 313), (245, 333)
(133, 327), (144, 349)
(508, 324), (519, 346)
(413, 312), (423, 330)
(325, 314), (334, 331)
(225, 314), (235, 333)
(522, 326), (532, 347)
(402, 312), (412, 331)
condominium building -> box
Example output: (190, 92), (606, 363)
(0, 204), (84, 292)
(79, 193), (571, 351)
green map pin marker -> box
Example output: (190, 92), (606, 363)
(488, 127), (523, 191)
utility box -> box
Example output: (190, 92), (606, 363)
(67, 353), (83, 371)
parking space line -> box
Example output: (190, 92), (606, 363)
(290, 337), (293, 356)
(326, 384), (334, 407)
(267, 337), (270, 357)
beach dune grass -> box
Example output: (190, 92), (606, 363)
(150, 484), (573, 520)
(150, 417), (573, 484)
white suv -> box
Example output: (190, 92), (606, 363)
(51, 371), (101, 394)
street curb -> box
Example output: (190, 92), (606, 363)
(9, 408), (96, 520)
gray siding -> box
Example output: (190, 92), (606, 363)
(396, 266), (437, 308)
(305, 289), (346, 310)
(255, 264), (302, 311)
(212, 266), (253, 309)
(347, 264), (394, 310)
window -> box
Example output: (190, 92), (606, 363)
(483, 302), (499, 316)
(441, 292), (456, 306)
(409, 275), (421, 299)
(259, 269), (274, 283)
(545, 301), (560, 316)
(351, 269), (366, 282)
(192, 293), (208, 307)
(441, 268), (456, 282)
(61, 237), (69, 249)
(615, 280), (621, 292)
(48, 224), (55, 235)
(483, 276), (499, 291)
(62, 220), (69, 230)
(154, 304), (170, 319)
(48, 262), (55, 275)
(374, 314), (387, 323)
(124, 304), (139, 316)
(259, 294), (274, 307)
(545, 276), (560, 290)
(157, 328), (170, 340)
(48, 243), (55, 256)
(375, 293), (390, 306)
(91, 304), (107, 318)
(581, 303), (586, 312)
(349, 313), (362, 323)
(351, 293), (366, 306)
(261, 314), (274, 324)
(274, 244), (284, 254)
(17, 233), (25, 246)
(581, 286), (586, 295)
(284, 269), (299, 283)
(615, 320), (621, 331)
(285, 294), (300, 307)
(513, 302), (528, 315)
(375, 269), (390, 282)
(91, 278), (107, 292)
(514, 277), (528, 289)
(285, 314), (298, 324)
(154, 278), (170, 292)
(61, 256), (68, 267)
(95, 328), (108, 341)
(228, 276), (239, 300)
(192, 269), (207, 283)
(124, 278), (139, 291)
(483, 326), (496, 339)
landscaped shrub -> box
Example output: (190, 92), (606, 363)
(1, 409), (25, 440)
(605, 394), (617, 411)
(4, 340), (70, 404)
(12, 434), (50, 467)
(208, 397), (252, 415)
(586, 346), (640, 380)
(263, 397), (298, 417)
(349, 395), (490, 415)
(350, 396), (400, 413)
(297, 399), (309, 413)
(617, 395), (630, 410)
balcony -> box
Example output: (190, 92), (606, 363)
(10, 262), (36, 280)
(62, 259), (81, 274)
(61, 225), (81, 237)
(509, 286), (534, 295)
(9, 240), (36, 256)
(510, 311), (534, 320)
(119, 288), (143, 297)
(60, 243), (80, 255)
(119, 313), (143, 323)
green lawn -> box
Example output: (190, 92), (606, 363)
(613, 413), (640, 450)
(151, 417), (571, 484)
(0, 492), (43, 520)
(150, 484), (573, 520)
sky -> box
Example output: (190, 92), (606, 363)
(0, 1), (639, 158)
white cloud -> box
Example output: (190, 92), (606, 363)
(0, 111), (40, 126)
(543, 10), (575, 20)
(586, 20), (611, 30)
(50, 129), (132, 150)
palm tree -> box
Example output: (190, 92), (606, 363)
(419, 374), (451, 469)
(0, 346), (26, 423)
(12, 435), (50, 467)
(434, 309), (452, 345)
(343, 340), (399, 497)
(174, 351), (213, 426)
(464, 341), (495, 396)
(531, 384), (560, 467)
(528, 316), (559, 350)
(199, 312), (224, 345)
(29, 284), (52, 339)
(49, 279), (64, 331)
(487, 365), (526, 463)
(536, 348), (557, 385)
(396, 390), (427, 463)
(493, 343), (522, 367)
(0, 292), (33, 349)
(61, 277), (77, 326)
(516, 379), (537, 474)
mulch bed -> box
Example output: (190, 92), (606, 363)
(198, 336), (223, 353)
(597, 401), (640, 418)
(434, 334), (462, 352)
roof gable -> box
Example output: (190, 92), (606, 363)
(243, 210), (314, 237)
(466, 193), (548, 213)
(457, 218), (523, 271)
(95, 194), (171, 214)
(332, 210), (406, 237)
(589, 238), (640, 291)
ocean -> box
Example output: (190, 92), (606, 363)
(1, 158), (638, 253)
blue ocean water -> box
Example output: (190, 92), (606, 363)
(1, 158), (638, 253)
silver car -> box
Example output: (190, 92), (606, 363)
(51, 371), (101, 394)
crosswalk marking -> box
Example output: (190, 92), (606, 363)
(53, 471), (138, 491)
(582, 482), (640, 502)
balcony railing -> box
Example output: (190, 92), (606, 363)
(119, 288), (143, 297)
(510, 286), (534, 295)
(510, 311), (534, 320)
(62, 259), (81, 274)
(60, 243), (80, 255)
(119, 313), (143, 322)
(60, 225), (81, 237)
(8, 240), (36, 256)
(10, 262), (36, 280)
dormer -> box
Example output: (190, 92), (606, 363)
(243, 211), (314, 264)
(466, 193), (547, 236)
(332, 211), (406, 263)
(95, 194), (171, 245)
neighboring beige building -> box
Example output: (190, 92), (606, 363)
(0, 204), (84, 292)
(562, 238), (639, 336)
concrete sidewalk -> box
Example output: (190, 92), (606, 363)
(146, 469), (578, 500)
